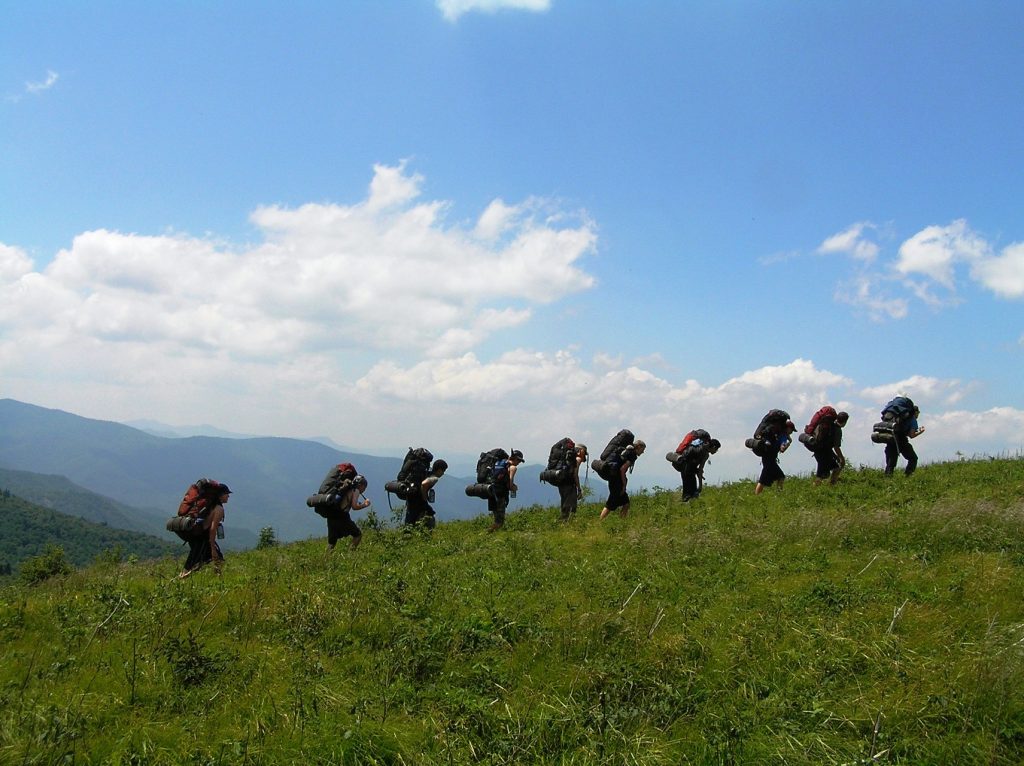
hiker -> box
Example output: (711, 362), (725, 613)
(878, 396), (924, 476)
(800, 407), (849, 485)
(594, 430), (646, 519)
(405, 459), (448, 529)
(667, 430), (720, 501)
(325, 474), (370, 551)
(545, 440), (588, 522)
(176, 482), (230, 579)
(748, 410), (795, 494)
(488, 449), (524, 531)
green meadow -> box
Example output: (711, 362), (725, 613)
(2, 458), (1023, 765)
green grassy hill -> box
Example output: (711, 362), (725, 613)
(1, 458), (1023, 765)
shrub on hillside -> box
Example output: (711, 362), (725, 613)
(19, 544), (73, 585)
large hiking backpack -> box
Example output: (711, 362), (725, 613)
(540, 438), (576, 486)
(600, 429), (634, 461)
(318, 462), (358, 495)
(804, 406), (837, 435)
(386, 447), (433, 500)
(676, 429), (711, 454)
(177, 478), (227, 518)
(475, 448), (510, 485)
(753, 409), (790, 440)
(882, 397), (915, 422)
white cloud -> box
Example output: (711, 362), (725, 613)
(0, 162), (595, 367)
(817, 222), (879, 262)
(25, 70), (59, 94)
(834, 274), (908, 321)
(438, 0), (551, 22)
(971, 242), (1024, 299)
(859, 375), (970, 407)
(895, 219), (988, 289)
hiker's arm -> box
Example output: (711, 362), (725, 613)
(508, 463), (518, 492)
(206, 505), (225, 562)
(834, 447), (846, 467)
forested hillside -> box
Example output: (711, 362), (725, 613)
(1, 458), (1023, 764)
(0, 492), (176, 577)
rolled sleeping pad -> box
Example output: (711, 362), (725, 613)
(306, 492), (340, 508)
(798, 432), (816, 451)
(539, 468), (565, 485)
(384, 480), (414, 500)
(464, 482), (493, 499)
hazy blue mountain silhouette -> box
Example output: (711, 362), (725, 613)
(0, 399), (555, 544)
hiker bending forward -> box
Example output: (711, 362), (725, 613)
(755, 421), (795, 495)
(405, 459), (448, 529)
(600, 440), (646, 519)
(327, 475), (370, 551)
(559, 445), (588, 521)
(179, 485), (230, 578)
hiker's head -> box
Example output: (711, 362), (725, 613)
(509, 449), (524, 465)
(708, 439), (721, 454)
(836, 411), (850, 426)
(785, 421), (796, 434)
(633, 440), (646, 455)
(575, 444), (588, 459)
(218, 484), (232, 502)
(432, 459), (448, 476)
(354, 475), (368, 492)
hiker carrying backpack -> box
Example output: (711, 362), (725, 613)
(665, 436), (720, 501)
(746, 410), (792, 456)
(385, 447), (434, 500)
(539, 437), (576, 486)
(307, 462), (358, 517)
(878, 397), (923, 477)
(166, 479), (231, 578)
(799, 406), (839, 451)
(465, 448), (524, 531)
(591, 429), (635, 481)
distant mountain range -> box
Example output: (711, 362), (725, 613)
(0, 398), (562, 545)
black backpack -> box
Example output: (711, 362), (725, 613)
(753, 409), (790, 440)
(546, 437), (575, 470)
(600, 429), (634, 461)
(318, 462), (358, 495)
(397, 447), (433, 485)
(476, 448), (510, 484)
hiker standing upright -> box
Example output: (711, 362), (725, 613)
(172, 479), (230, 579)
(876, 396), (924, 476)
(541, 438), (588, 522)
(405, 459), (448, 529)
(799, 407), (849, 485)
(667, 429), (720, 501)
(593, 430), (646, 519)
(746, 409), (795, 494)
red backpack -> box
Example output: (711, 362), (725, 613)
(177, 478), (226, 518)
(804, 406), (838, 435)
(676, 429), (711, 453)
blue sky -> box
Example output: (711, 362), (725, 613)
(2, 0), (1022, 485)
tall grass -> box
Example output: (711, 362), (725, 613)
(1, 458), (1023, 764)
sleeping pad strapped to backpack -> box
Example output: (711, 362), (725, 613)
(540, 437), (575, 486)
(307, 462), (358, 517)
(465, 448), (510, 499)
(385, 447), (433, 500)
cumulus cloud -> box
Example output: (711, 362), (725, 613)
(817, 222), (879, 262)
(823, 218), (1024, 320)
(971, 242), (1024, 299)
(438, 0), (551, 22)
(860, 375), (970, 407)
(0, 162), (596, 366)
(895, 219), (988, 288)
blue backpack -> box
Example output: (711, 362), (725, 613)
(882, 397), (915, 421)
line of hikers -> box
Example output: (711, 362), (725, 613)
(166, 396), (924, 577)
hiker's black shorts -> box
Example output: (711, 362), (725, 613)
(758, 453), (785, 486)
(326, 511), (361, 545)
(813, 449), (838, 479)
(488, 490), (510, 524)
(606, 474), (629, 510)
